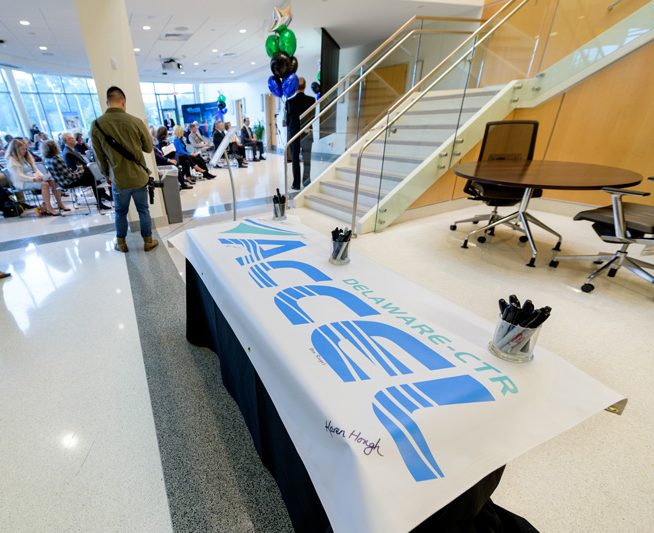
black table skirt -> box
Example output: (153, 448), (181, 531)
(185, 260), (537, 533)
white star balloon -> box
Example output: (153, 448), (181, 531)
(270, 4), (293, 32)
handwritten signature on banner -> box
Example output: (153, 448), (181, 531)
(218, 219), (520, 483)
(325, 420), (384, 457)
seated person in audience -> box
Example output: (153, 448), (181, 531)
(240, 117), (265, 161)
(189, 122), (213, 152)
(172, 125), (216, 179)
(153, 126), (192, 190)
(43, 140), (112, 210)
(4, 134), (14, 150)
(225, 122), (248, 168)
(35, 133), (48, 154)
(74, 133), (90, 155)
(6, 138), (67, 216)
(213, 121), (246, 168)
(200, 119), (209, 137)
(29, 124), (41, 140)
(61, 133), (112, 204)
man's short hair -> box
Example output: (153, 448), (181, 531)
(106, 86), (126, 102)
(298, 77), (306, 91)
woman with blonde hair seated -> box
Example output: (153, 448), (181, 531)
(5, 138), (68, 216)
(171, 125), (215, 179)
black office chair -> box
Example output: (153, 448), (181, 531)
(549, 179), (654, 293)
(450, 120), (542, 243)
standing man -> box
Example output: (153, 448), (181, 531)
(91, 86), (158, 253)
(241, 117), (266, 162)
(163, 113), (175, 130)
(285, 77), (315, 191)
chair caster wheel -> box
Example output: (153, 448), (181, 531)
(593, 259), (604, 264)
(549, 260), (559, 268)
(519, 235), (529, 243)
(581, 283), (595, 293)
(552, 242), (562, 251)
(449, 224), (457, 231)
(472, 220), (479, 225)
(526, 258), (536, 267)
(488, 228), (495, 236)
(461, 240), (469, 249)
(477, 236), (486, 244)
(608, 268), (618, 278)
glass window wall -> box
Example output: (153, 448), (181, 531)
(0, 71), (22, 138)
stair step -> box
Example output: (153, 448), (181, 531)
(403, 107), (479, 116)
(303, 192), (369, 219)
(336, 166), (405, 184)
(322, 179), (386, 199)
(355, 152), (423, 164)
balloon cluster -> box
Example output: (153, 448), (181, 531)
(216, 93), (228, 120)
(266, 5), (298, 99)
(311, 70), (321, 100)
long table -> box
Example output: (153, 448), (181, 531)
(171, 216), (624, 533)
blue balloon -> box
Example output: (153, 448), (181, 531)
(268, 75), (283, 97)
(282, 73), (299, 97)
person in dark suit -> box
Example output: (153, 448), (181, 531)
(240, 117), (265, 161)
(285, 77), (315, 190)
(163, 113), (176, 130)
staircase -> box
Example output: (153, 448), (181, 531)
(302, 87), (500, 222)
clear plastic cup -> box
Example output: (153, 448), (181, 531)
(488, 318), (541, 363)
(273, 201), (286, 220)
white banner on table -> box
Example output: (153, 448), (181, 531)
(170, 216), (624, 533)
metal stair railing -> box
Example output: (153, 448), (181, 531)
(282, 17), (485, 197)
(350, 0), (532, 233)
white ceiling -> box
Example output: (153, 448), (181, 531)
(0, 0), (483, 84)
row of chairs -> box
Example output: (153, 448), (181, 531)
(452, 120), (653, 293)
(1, 161), (112, 218)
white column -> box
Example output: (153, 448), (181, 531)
(3, 69), (31, 136)
(74, 0), (165, 221)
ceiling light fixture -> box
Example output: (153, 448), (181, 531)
(142, 25), (151, 30)
(133, 47), (140, 52)
(39, 45), (48, 51)
(211, 48), (218, 53)
(180, 71), (185, 75)
(250, 61), (256, 65)
(193, 62), (199, 65)
(230, 70), (235, 74)
(239, 29), (247, 34)
(19, 20), (30, 26)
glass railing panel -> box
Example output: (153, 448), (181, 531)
(369, 61), (474, 232)
(537, 0), (653, 72)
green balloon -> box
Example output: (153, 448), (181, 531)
(265, 34), (280, 57)
(317, 71), (321, 82)
(275, 24), (287, 34)
(278, 28), (297, 57)
(218, 94), (226, 103)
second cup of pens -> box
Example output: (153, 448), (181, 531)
(330, 227), (351, 265)
(272, 188), (286, 220)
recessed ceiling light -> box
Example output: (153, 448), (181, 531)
(19, 20), (30, 26)
(211, 48), (218, 53)
(239, 29), (247, 34)
(133, 47), (140, 52)
(250, 61), (256, 65)
(142, 25), (151, 30)
(180, 71), (185, 75)
(230, 70), (235, 74)
(39, 45), (48, 51)
(193, 62), (199, 66)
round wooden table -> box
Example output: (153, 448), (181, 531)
(452, 161), (643, 266)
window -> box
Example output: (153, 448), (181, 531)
(0, 70), (22, 137)
(13, 70), (102, 137)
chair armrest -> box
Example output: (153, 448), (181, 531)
(601, 187), (650, 197)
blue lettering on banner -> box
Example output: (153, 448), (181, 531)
(218, 228), (517, 482)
